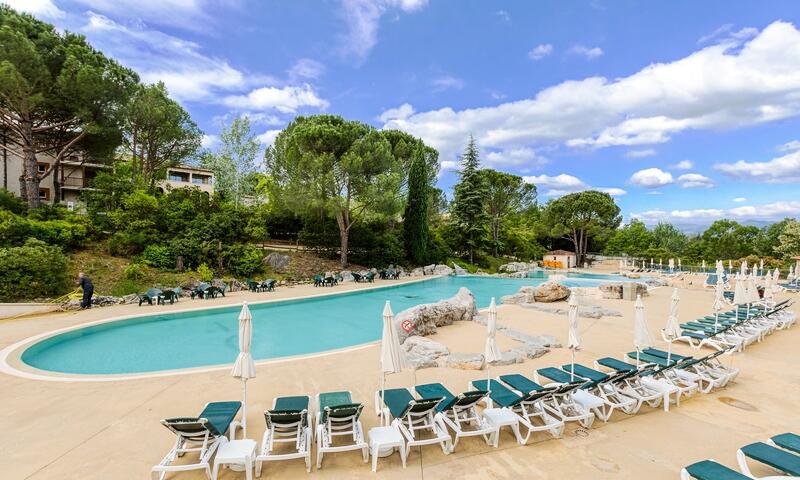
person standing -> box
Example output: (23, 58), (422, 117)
(78, 272), (94, 309)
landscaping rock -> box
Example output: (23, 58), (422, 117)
(423, 264), (436, 275)
(263, 252), (291, 271)
(409, 267), (424, 277)
(405, 351), (439, 369)
(501, 286), (537, 305)
(489, 349), (525, 366)
(433, 264), (454, 276)
(453, 263), (468, 276)
(519, 302), (622, 319)
(339, 270), (354, 282)
(403, 336), (449, 369)
(121, 294), (139, 304)
(599, 283), (623, 299)
(499, 262), (536, 273)
(441, 352), (484, 370)
(533, 281), (570, 302)
(394, 287), (478, 343)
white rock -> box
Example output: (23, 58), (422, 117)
(339, 270), (354, 282)
(453, 263), (468, 276)
(441, 352), (484, 370)
(394, 288), (478, 343)
(433, 264), (454, 275)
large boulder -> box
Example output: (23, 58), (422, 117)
(339, 270), (354, 282)
(263, 252), (291, 272)
(433, 264), (454, 276)
(599, 283), (623, 299)
(441, 352), (484, 370)
(499, 262), (536, 273)
(453, 263), (468, 276)
(403, 336), (449, 369)
(394, 287), (478, 343)
(501, 286), (537, 305)
(409, 267), (424, 277)
(423, 264), (436, 275)
(533, 281), (570, 302)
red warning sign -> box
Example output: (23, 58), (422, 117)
(401, 319), (414, 333)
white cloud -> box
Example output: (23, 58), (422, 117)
(490, 91), (507, 100)
(777, 140), (800, 152)
(81, 12), (256, 102)
(633, 201), (800, 226)
(495, 10), (511, 23)
(522, 173), (625, 197)
(528, 44), (554, 61)
(568, 45), (604, 59)
(677, 173), (715, 188)
(288, 59), (325, 81)
(256, 129), (282, 147)
(338, 0), (428, 62)
(381, 22), (800, 161)
(200, 134), (218, 149)
(76, 0), (215, 32)
(5, 0), (64, 18)
(222, 84), (329, 113)
(625, 149), (656, 158)
(715, 149), (800, 183)
(440, 160), (459, 171)
(629, 168), (673, 188)
(378, 103), (415, 123)
(698, 24), (758, 45)
(431, 75), (464, 92)
(732, 197), (747, 202)
(670, 160), (694, 170)
(484, 147), (548, 169)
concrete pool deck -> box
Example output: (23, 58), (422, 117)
(1, 272), (798, 479)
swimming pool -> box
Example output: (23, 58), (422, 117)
(20, 273), (640, 375)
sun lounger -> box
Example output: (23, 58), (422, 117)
(315, 391), (368, 468)
(736, 441), (800, 477)
(152, 401), (241, 480)
(560, 363), (642, 418)
(624, 352), (699, 402)
(593, 358), (669, 411)
(415, 383), (495, 451)
(643, 347), (738, 389)
(768, 433), (800, 455)
(376, 388), (452, 456)
(681, 459), (751, 479)
(474, 377), (565, 442)
(161, 288), (180, 304)
(255, 396), (312, 476)
(534, 367), (618, 425)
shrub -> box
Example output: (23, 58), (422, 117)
(222, 244), (264, 277)
(0, 188), (26, 214)
(0, 238), (70, 301)
(123, 263), (147, 281)
(140, 245), (175, 270)
(196, 263), (214, 282)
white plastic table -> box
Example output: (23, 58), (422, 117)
(482, 408), (523, 446)
(212, 439), (257, 480)
(368, 426), (406, 472)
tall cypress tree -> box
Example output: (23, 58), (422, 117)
(403, 146), (429, 264)
(451, 135), (489, 264)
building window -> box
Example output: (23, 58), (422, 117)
(37, 162), (49, 174)
(39, 188), (50, 201)
(192, 175), (211, 185)
(168, 172), (189, 182)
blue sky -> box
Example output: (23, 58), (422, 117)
(11, 0), (800, 229)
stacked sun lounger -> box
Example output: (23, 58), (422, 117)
(682, 432), (800, 479)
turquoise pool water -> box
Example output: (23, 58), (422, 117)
(22, 273), (639, 375)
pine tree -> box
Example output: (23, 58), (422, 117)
(451, 135), (489, 264)
(403, 146), (429, 264)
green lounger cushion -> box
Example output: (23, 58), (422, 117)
(319, 391), (362, 423)
(197, 401), (242, 436)
(596, 357), (636, 372)
(684, 460), (750, 479)
(561, 363), (608, 382)
(772, 433), (800, 455)
(274, 395), (309, 411)
(415, 383), (456, 412)
(499, 374), (543, 394)
(741, 442), (800, 475)
(537, 367), (592, 387)
(472, 379), (523, 408)
(382, 388), (415, 419)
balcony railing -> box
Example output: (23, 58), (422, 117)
(61, 177), (90, 188)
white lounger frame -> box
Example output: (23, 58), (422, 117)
(255, 398), (312, 477)
(315, 391), (368, 469)
(529, 374), (596, 428)
(432, 390), (496, 452)
(374, 388), (452, 456)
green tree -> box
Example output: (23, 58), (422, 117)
(775, 219), (800, 259)
(202, 116), (259, 206)
(403, 146), (429, 264)
(651, 222), (688, 254)
(450, 136), (489, 263)
(123, 82), (202, 185)
(700, 219), (758, 260)
(0, 6), (138, 207)
(478, 169), (536, 257)
(754, 218), (793, 257)
(265, 115), (400, 266)
(542, 190), (621, 265)
(605, 219), (653, 257)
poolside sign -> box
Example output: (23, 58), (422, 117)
(401, 319), (414, 333)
